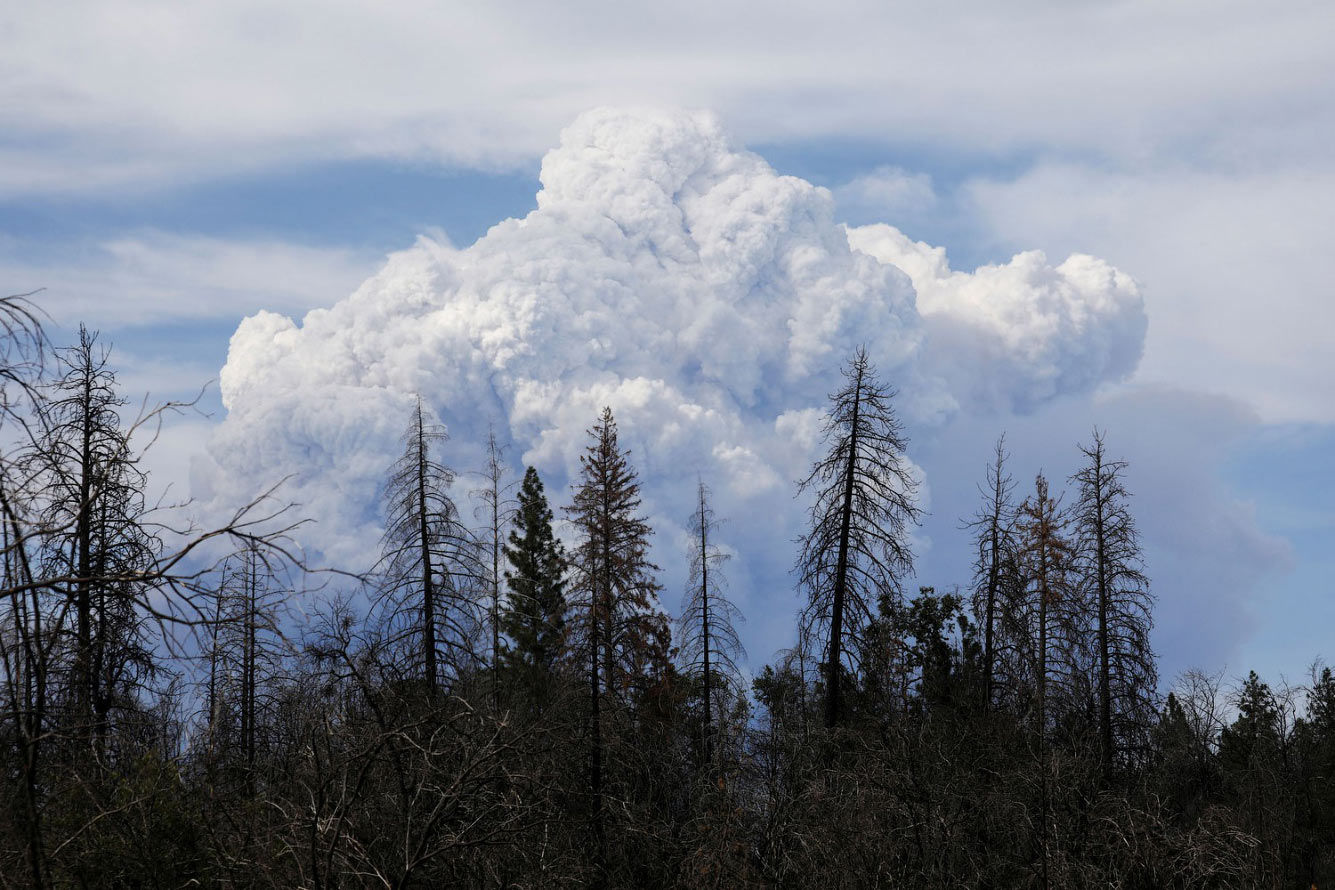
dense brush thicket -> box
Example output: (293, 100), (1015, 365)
(2, 297), (1332, 889)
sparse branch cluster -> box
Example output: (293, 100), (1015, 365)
(677, 480), (745, 768)
(0, 303), (303, 890)
(1, 299), (1329, 889)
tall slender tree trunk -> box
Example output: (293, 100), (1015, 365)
(1022, 476), (1067, 890)
(74, 368), (94, 727)
(243, 548), (257, 800)
(415, 408), (437, 695)
(491, 483), (501, 707)
(825, 365), (862, 730)
(207, 576), (223, 802)
(601, 474), (615, 697)
(3, 483), (47, 890)
(1036, 530), (1048, 741)
(1037, 531), (1050, 890)
(569, 408), (661, 887)
(589, 541), (606, 889)
(699, 487), (713, 766)
(1092, 451), (1113, 778)
(983, 508), (1001, 713)
(587, 457), (615, 889)
(90, 494), (112, 753)
(485, 429), (504, 709)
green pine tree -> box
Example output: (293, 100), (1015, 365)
(500, 466), (568, 676)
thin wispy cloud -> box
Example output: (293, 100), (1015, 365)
(0, 232), (380, 326)
(5, 3), (1332, 194)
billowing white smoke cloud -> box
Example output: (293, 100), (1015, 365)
(846, 224), (1145, 410)
(206, 108), (1146, 646)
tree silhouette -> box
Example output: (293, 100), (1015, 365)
(473, 426), (516, 705)
(796, 347), (921, 729)
(209, 543), (284, 799)
(676, 480), (744, 768)
(377, 399), (480, 694)
(964, 434), (1022, 713)
(35, 326), (158, 743)
(1070, 429), (1156, 773)
(1015, 472), (1075, 890)
(565, 407), (665, 886)
(0, 315), (304, 890)
(1015, 473), (1075, 739)
(500, 465), (568, 682)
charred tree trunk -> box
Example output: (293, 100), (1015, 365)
(414, 408), (438, 696)
(825, 365), (861, 731)
(699, 491), (712, 764)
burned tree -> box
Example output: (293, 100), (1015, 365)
(796, 347), (921, 729)
(1070, 430), (1156, 772)
(1015, 473), (1076, 890)
(208, 544), (284, 796)
(1015, 473), (1075, 738)
(964, 435), (1024, 713)
(473, 426), (516, 705)
(676, 480), (744, 768)
(34, 326), (159, 743)
(0, 294), (49, 890)
(377, 399), (481, 694)
(0, 315), (303, 889)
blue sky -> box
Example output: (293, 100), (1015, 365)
(4, 1), (1333, 692)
